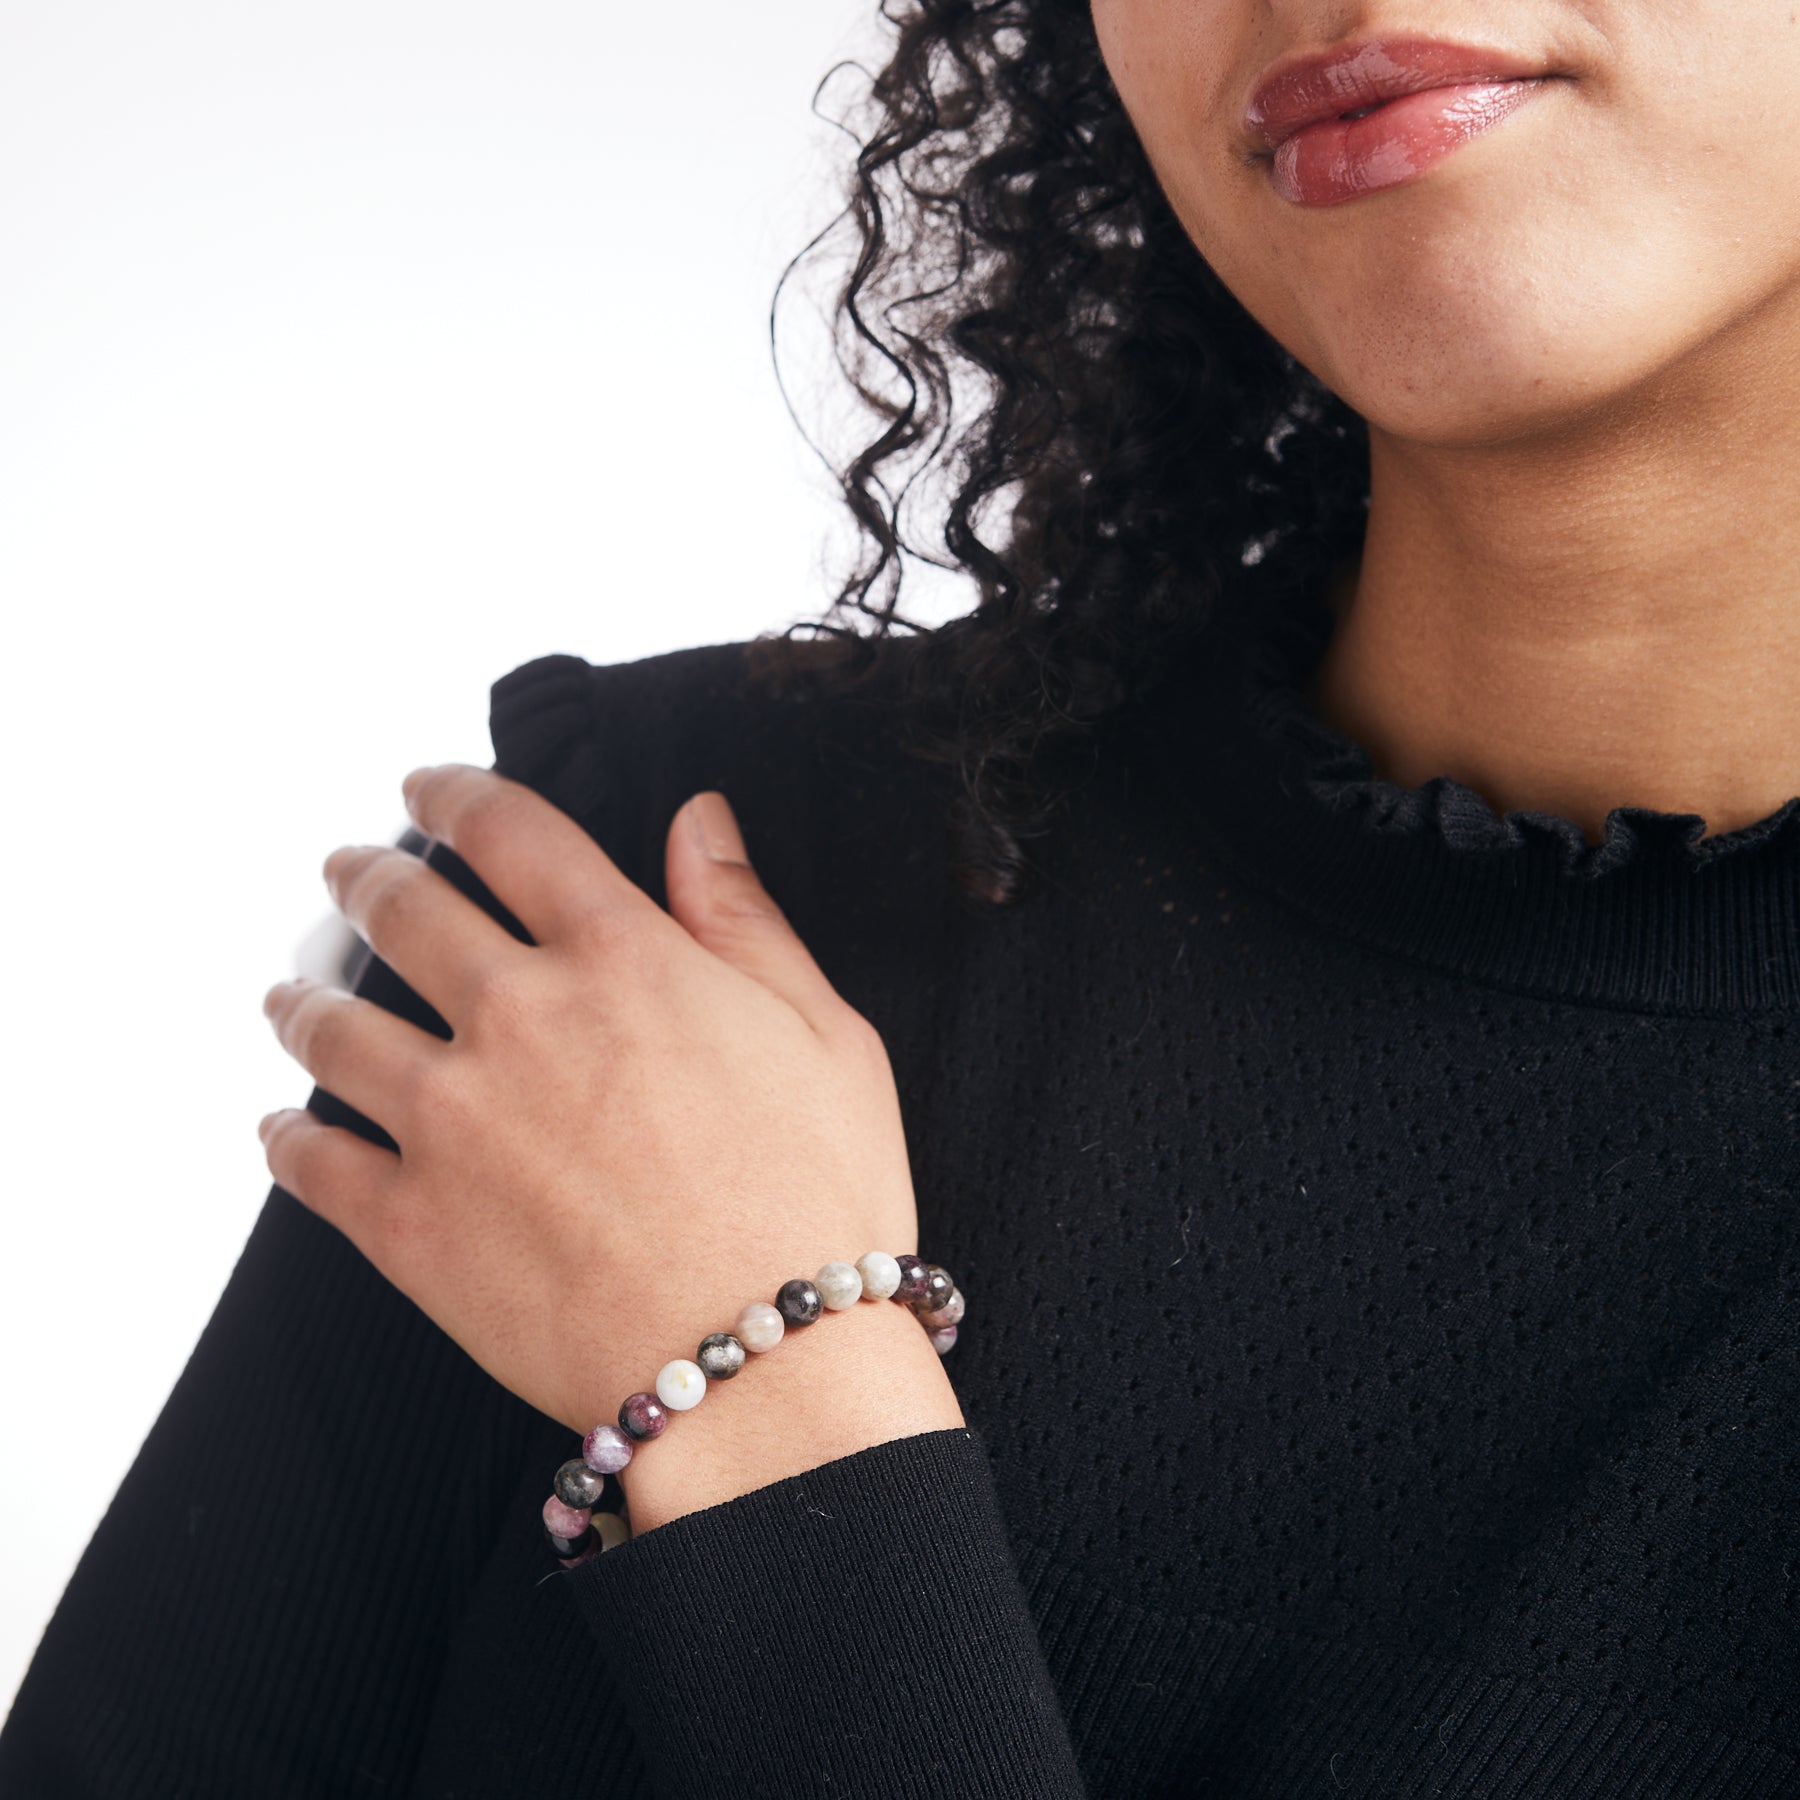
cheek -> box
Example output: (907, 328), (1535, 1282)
(1338, 56), (1800, 438)
(1092, 0), (1395, 393)
(1091, 1), (1283, 308)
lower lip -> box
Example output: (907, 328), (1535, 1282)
(1269, 78), (1546, 207)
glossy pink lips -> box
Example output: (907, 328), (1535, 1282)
(1246, 39), (1553, 207)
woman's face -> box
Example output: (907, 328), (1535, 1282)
(1089, 2), (1800, 447)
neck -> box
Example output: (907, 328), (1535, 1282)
(1310, 304), (1800, 842)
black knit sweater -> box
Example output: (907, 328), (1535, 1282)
(5, 577), (1797, 1798)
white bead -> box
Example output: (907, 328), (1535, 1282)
(736, 1300), (785, 1352)
(594, 1511), (632, 1551)
(655, 1358), (707, 1410)
(855, 1251), (902, 1301)
(815, 1260), (864, 1310)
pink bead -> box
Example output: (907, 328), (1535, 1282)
(543, 1493), (591, 1539)
(928, 1323), (958, 1356)
(582, 1422), (635, 1474)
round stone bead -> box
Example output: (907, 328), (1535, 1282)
(775, 1278), (822, 1326)
(543, 1493), (592, 1540)
(594, 1510), (632, 1552)
(697, 1332), (747, 1379)
(914, 1263), (956, 1314)
(892, 1253), (930, 1304)
(927, 1323), (958, 1356)
(619, 1391), (669, 1440)
(547, 1523), (595, 1563)
(855, 1251), (902, 1301)
(931, 1286), (966, 1327)
(815, 1260), (864, 1310)
(554, 1458), (607, 1510)
(736, 1300), (785, 1352)
(581, 1422), (635, 1475)
(655, 1357), (707, 1410)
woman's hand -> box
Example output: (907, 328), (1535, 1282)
(258, 765), (961, 1526)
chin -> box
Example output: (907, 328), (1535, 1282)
(1323, 335), (1631, 450)
(1243, 144), (1745, 449)
(1284, 247), (1683, 450)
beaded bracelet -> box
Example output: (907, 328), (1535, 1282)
(542, 1250), (966, 1565)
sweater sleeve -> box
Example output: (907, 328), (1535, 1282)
(568, 1427), (1089, 1797)
(0, 852), (542, 1798)
(490, 649), (1092, 1799)
(0, 663), (624, 1795)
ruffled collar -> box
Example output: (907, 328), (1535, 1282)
(1141, 571), (1800, 1013)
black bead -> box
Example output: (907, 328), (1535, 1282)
(697, 1331), (746, 1378)
(554, 1458), (607, 1510)
(544, 1523), (593, 1561)
(775, 1278), (822, 1325)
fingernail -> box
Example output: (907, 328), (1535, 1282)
(687, 792), (748, 865)
(262, 982), (286, 1018)
(258, 1110), (284, 1142)
(402, 766), (436, 805)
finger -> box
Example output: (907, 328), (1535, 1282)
(323, 842), (522, 1028)
(663, 791), (850, 1034)
(402, 763), (665, 949)
(259, 1104), (402, 1267)
(263, 975), (450, 1135)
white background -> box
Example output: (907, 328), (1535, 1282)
(0, 0), (970, 1715)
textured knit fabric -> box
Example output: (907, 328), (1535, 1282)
(4, 570), (1796, 1798)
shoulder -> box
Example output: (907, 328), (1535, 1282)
(488, 640), (761, 814)
(487, 633), (947, 910)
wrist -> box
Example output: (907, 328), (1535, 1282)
(614, 1289), (966, 1536)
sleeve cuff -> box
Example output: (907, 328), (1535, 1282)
(568, 1424), (1088, 1798)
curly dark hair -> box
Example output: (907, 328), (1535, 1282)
(747, 0), (1372, 906)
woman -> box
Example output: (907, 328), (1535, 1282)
(5, 2), (1796, 1795)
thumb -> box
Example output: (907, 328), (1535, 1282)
(665, 791), (845, 1031)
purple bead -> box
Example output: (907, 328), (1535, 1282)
(697, 1332), (746, 1379)
(582, 1422), (635, 1474)
(554, 1458), (607, 1509)
(556, 1532), (600, 1568)
(619, 1391), (668, 1440)
(928, 1323), (958, 1356)
(543, 1493), (591, 1539)
(893, 1254), (929, 1304)
(914, 1264), (956, 1314)
(930, 1286), (966, 1327)
(775, 1278), (822, 1325)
